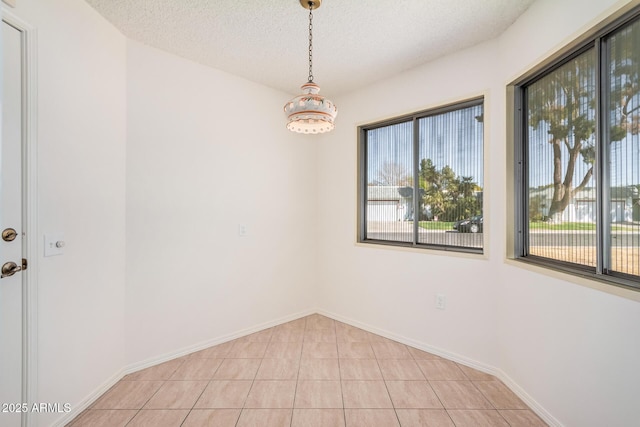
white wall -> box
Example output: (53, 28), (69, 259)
(125, 40), (319, 364)
(6, 1), (319, 423)
(317, 0), (640, 426)
(5, 1), (127, 426)
(317, 39), (502, 366)
(7, 0), (640, 426)
(494, 1), (640, 426)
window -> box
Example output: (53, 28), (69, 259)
(513, 9), (640, 289)
(358, 98), (484, 253)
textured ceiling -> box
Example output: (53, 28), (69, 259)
(85, 0), (537, 96)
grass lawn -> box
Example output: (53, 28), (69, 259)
(529, 221), (596, 230)
(418, 221), (635, 232)
(528, 221), (632, 231)
(418, 221), (455, 230)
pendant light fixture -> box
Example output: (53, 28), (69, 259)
(284, 0), (337, 134)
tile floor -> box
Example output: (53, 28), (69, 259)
(68, 314), (547, 426)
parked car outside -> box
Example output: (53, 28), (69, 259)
(453, 215), (483, 233)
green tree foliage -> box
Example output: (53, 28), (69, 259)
(528, 28), (640, 220)
(528, 53), (596, 220)
(610, 23), (640, 139)
(529, 195), (547, 221)
(419, 159), (481, 221)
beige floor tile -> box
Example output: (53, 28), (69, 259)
(189, 342), (235, 359)
(292, 409), (345, 427)
(170, 358), (223, 380)
(417, 360), (467, 380)
(182, 409), (241, 427)
(244, 380), (297, 408)
(395, 409), (455, 426)
(407, 347), (443, 360)
(299, 358), (340, 380)
(474, 381), (528, 409)
(337, 342), (375, 359)
(498, 409), (548, 426)
(85, 315), (545, 427)
(294, 380), (343, 408)
(304, 329), (337, 343)
(127, 409), (189, 426)
(236, 409), (292, 427)
(123, 359), (185, 381)
(344, 409), (399, 427)
(143, 380), (208, 409)
(70, 409), (137, 426)
(430, 381), (493, 409)
(336, 327), (371, 343)
(271, 329), (304, 343)
(302, 342), (338, 359)
(339, 359), (383, 380)
(367, 334), (397, 343)
(341, 381), (393, 408)
(385, 381), (443, 409)
(235, 329), (273, 343)
(213, 359), (260, 380)
(264, 342), (303, 358)
(194, 380), (252, 408)
(275, 318), (306, 330)
(256, 358), (300, 380)
(370, 342), (412, 359)
(92, 381), (164, 409)
(305, 315), (335, 330)
(227, 342), (268, 358)
(456, 364), (495, 381)
(447, 409), (510, 426)
(378, 359), (425, 380)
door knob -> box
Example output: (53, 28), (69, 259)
(2, 228), (17, 242)
(1, 261), (22, 278)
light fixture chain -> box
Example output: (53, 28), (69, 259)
(284, 0), (337, 134)
(308, 3), (314, 83)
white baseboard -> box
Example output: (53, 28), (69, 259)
(317, 308), (562, 427)
(59, 308), (316, 426)
(122, 308), (316, 375)
(317, 308), (493, 371)
(52, 369), (124, 427)
(58, 307), (562, 427)
(494, 369), (562, 427)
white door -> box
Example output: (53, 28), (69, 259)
(1, 20), (25, 427)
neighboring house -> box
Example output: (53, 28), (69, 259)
(530, 186), (639, 222)
(367, 185), (483, 222)
(367, 186), (412, 221)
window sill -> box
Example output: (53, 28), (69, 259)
(504, 257), (640, 302)
(356, 239), (487, 260)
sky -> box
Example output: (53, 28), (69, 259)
(528, 123), (640, 190)
(366, 104), (484, 187)
(366, 104), (638, 193)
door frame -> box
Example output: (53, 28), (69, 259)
(2, 8), (38, 427)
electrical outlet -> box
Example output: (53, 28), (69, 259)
(238, 224), (247, 237)
(435, 294), (446, 310)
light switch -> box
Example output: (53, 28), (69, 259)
(44, 233), (65, 257)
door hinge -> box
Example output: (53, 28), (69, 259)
(22, 258), (28, 271)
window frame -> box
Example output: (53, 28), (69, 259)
(358, 97), (485, 254)
(509, 4), (640, 291)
